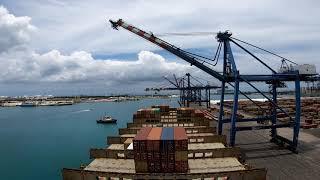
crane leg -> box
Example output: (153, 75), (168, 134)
(218, 81), (226, 135)
(230, 79), (239, 146)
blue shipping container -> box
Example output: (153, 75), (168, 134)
(161, 127), (174, 140)
(161, 127), (175, 153)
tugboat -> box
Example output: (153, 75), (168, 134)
(96, 115), (117, 124)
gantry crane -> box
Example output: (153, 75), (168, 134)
(146, 73), (220, 108)
(109, 18), (319, 152)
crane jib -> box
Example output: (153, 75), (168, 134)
(111, 19), (225, 81)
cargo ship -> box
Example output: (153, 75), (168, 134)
(62, 105), (267, 179)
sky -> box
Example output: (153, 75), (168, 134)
(0, 0), (319, 96)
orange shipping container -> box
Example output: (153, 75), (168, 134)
(147, 128), (162, 151)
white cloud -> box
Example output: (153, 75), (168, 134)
(0, 48), (200, 84)
(0, 1), (320, 95)
(0, 6), (202, 90)
(11, 0), (319, 56)
(0, 6), (36, 53)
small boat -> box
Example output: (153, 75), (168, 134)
(96, 116), (117, 124)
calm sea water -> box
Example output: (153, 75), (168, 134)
(0, 98), (178, 180)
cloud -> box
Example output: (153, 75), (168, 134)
(6, 0), (319, 56)
(0, 6), (36, 53)
(0, 1), (320, 95)
(0, 6), (201, 90)
(0, 48), (200, 85)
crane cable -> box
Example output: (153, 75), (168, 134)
(155, 32), (221, 66)
(154, 31), (296, 66)
(190, 75), (205, 86)
(191, 75), (218, 85)
(230, 37), (298, 65)
(212, 42), (222, 66)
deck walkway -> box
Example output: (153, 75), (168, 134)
(84, 157), (246, 174)
(228, 128), (320, 179)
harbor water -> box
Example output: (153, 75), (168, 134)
(0, 94), (266, 180)
(0, 98), (178, 180)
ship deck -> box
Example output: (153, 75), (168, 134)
(232, 128), (320, 180)
(84, 157), (246, 174)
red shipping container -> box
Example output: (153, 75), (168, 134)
(175, 140), (188, 151)
(174, 127), (188, 151)
(147, 140), (161, 151)
(133, 127), (152, 151)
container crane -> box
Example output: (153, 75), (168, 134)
(109, 18), (318, 152)
(146, 73), (220, 108)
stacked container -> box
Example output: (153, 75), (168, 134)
(133, 108), (161, 124)
(177, 107), (195, 122)
(160, 127), (175, 172)
(152, 105), (170, 113)
(133, 127), (188, 173)
(174, 127), (188, 172)
(147, 128), (162, 172)
(133, 127), (152, 172)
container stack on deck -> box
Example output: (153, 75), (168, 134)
(62, 105), (267, 180)
(174, 127), (188, 172)
(133, 127), (151, 172)
(132, 105), (211, 126)
(133, 127), (188, 173)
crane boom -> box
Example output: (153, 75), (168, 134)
(163, 76), (179, 88)
(109, 19), (225, 81)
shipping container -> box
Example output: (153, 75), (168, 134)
(133, 127), (152, 162)
(161, 127), (174, 152)
(147, 128), (162, 151)
(174, 127), (188, 151)
(133, 127), (152, 152)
